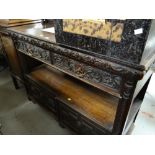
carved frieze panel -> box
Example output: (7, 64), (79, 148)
(52, 53), (122, 90)
(14, 40), (51, 63)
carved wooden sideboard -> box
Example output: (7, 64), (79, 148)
(1, 20), (155, 134)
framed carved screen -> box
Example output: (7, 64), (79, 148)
(54, 19), (152, 64)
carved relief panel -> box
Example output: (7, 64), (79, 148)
(14, 40), (51, 63)
(52, 53), (122, 90)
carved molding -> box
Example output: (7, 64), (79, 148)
(8, 30), (144, 80)
(122, 81), (135, 100)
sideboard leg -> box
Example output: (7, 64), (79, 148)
(11, 76), (20, 89)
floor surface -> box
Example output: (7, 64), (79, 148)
(0, 68), (73, 135)
(0, 68), (155, 135)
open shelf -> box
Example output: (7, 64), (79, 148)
(28, 65), (119, 131)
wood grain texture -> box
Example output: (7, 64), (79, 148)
(30, 65), (118, 128)
(0, 19), (41, 27)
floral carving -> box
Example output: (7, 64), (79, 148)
(14, 40), (51, 63)
(53, 53), (122, 90)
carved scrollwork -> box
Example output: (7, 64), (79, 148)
(14, 40), (50, 63)
(122, 81), (135, 100)
(53, 53), (122, 90)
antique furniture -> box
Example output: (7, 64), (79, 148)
(2, 19), (155, 135)
(0, 19), (41, 88)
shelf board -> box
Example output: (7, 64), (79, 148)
(28, 65), (119, 131)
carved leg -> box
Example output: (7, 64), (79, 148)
(112, 80), (137, 134)
(27, 95), (32, 101)
(11, 76), (20, 89)
(23, 82), (32, 101)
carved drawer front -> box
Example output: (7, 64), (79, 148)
(14, 40), (51, 63)
(52, 53), (122, 91)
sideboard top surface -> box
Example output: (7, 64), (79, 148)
(7, 22), (56, 43)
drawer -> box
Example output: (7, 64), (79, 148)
(14, 40), (51, 63)
(52, 53), (122, 91)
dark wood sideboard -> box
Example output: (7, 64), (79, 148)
(0, 20), (155, 134)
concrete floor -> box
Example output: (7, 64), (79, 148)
(0, 69), (73, 135)
(0, 68), (155, 135)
